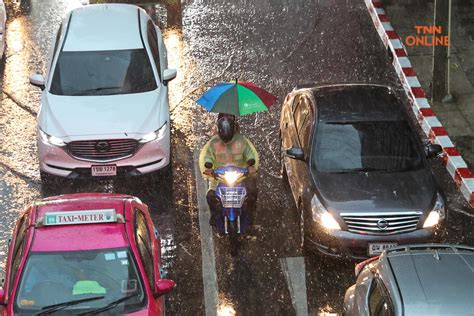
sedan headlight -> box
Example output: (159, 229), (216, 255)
(139, 122), (167, 144)
(423, 193), (446, 228)
(311, 194), (340, 230)
(38, 129), (66, 147)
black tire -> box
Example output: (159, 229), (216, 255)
(298, 204), (306, 251)
(40, 171), (63, 195)
(228, 221), (240, 257)
(280, 139), (288, 181)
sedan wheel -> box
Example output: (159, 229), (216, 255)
(280, 140), (288, 180)
(299, 206), (305, 250)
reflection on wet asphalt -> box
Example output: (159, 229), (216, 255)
(0, 0), (473, 315)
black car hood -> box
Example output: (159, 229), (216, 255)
(314, 168), (436, 213)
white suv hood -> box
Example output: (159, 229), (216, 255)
(39, 91), (162, 138)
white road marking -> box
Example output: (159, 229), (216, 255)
(194, 150), (218, 316)
(280, 257), (309, 316)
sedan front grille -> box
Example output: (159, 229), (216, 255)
(68, 139), (138, 162)
(340, 212), (422, 235)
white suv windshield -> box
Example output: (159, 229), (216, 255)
(14, 249), (146, 314)
(50, 49), (157, 96)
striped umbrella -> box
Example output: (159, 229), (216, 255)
(196, 81), (277, 116)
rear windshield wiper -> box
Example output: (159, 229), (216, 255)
(77, 293), (138, 315)
(36, 295), (105, 315)
(71, 86), (123, 96)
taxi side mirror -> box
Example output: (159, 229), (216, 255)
(155, 279), (175, 297)
(0, 287), (6, 305)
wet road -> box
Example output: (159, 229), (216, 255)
(0, 0), (473, 315)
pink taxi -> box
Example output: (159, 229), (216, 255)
(0, 193), (174, 315)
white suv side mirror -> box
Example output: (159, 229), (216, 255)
(163, 68), (177, 86)
(29, 73), (45, 90)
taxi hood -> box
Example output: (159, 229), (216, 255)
(39, 91), (162, 138)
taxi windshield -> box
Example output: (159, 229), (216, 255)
(14, 248), (146, 314)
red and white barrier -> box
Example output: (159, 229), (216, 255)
(365, 0), (474, 208)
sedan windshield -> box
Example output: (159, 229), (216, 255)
(50, 49), (157, 96)
(14, 249), (146, 314)
(312, 120), (423, 173)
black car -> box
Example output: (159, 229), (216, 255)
(279, 83), (445, 259)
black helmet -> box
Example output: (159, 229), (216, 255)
(217, 117), (235, 143)
(218, 113), (236, 122)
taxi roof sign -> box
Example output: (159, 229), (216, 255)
(37, 209), (124, 227)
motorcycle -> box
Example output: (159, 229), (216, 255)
(212, 165), (250, 255)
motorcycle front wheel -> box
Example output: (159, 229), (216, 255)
(227, 221), (240, 257)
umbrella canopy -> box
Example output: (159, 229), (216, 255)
(196, 81), (277, 116)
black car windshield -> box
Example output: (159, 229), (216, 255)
(50, 49), (157, 96)
(312, 120), (423, 173)
(14, 249), (146, 314)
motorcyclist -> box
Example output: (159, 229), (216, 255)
(199, 113), (259, 226)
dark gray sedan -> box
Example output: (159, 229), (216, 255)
(279, 83), (445, 258)
(344, 244), (474, 315)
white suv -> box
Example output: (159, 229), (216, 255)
(29, 4), (176, 180)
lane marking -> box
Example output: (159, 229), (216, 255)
(280, 257), (309, 316)
(194, 149), (218, 316)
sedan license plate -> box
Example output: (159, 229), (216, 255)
(91, 165), (117, 177)
(368, 243), (397, 255)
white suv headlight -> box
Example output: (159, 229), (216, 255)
(311, 194), (341, 230)
(139, 122), (167, 144)
(423, 193), (445, 228)
(38, 129), (66, 147)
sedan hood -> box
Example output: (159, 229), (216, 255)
(40, 92), (161, 138)
(314, 168), (436, 213)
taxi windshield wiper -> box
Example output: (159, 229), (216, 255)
(71, 86), (122, 96)
(36, 295), (105, 315)
(78, 293), (138, 315)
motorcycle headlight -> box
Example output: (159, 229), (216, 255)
(311, 194), (340, 230)
(139, 122), (167, 144)
(423, 193), (445, 228)
(38, 129), (66, 147)
(223, 171), (242, 185)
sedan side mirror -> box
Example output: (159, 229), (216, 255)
(286, 147), (304, 160)
(0, 287), (5, 305)
(29, 73), (45, 90)
(425, 144), (442, 158)
(163, 68), (177, 86)
(155, 279), (175, 297)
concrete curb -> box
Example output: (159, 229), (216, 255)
(365, 0), (474, 208)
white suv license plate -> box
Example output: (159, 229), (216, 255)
(368, 243), (397, 255)
(91, 165), (117, 177)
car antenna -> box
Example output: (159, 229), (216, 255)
(433, 249), (440, 260)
